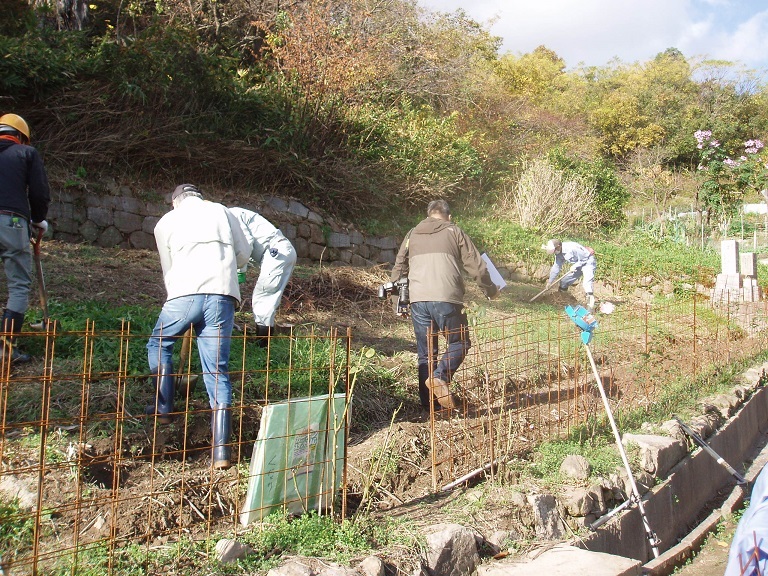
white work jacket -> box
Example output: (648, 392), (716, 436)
(154, 197), (251, 302)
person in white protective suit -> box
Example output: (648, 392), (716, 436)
(725, 464), (768, 576)
(229, 207), (297, 345)
(542, 239), (597, 309)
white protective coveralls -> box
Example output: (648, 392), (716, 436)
(548, 241), (597, 295)
(229, 207), (297, 328)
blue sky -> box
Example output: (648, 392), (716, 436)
(417, 0), (768, 72)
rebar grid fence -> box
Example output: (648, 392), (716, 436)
(0, 324), (352, 576)
(428, 296), (768, 491)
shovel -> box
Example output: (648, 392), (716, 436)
(176, 327), (198, 399)
(529, 270), (568, 303)
(30, 228), (51, 331)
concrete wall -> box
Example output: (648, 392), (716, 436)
(579, 381), (768, 562)
(46, 179), (401, 266)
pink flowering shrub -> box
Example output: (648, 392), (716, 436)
(694, 130), (768, 225)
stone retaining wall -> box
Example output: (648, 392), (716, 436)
(46, 179), (401, 266)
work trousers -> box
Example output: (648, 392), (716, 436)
(410, 300), (470, 389)
(250, 237), (296, 327)
(147, 294), (236, 407)
(0, 214), (32, 314)
(560, 255), (597, 294)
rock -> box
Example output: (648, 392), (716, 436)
(527, 493), (564, 539)
(658, 419), (687, 443)
(559, 454), (591, 483)
(740, 367), (765, 389)
(622, 433), (687, 478)
(487, 530), (518, 552)
(559, 487), (594, 517)
(214, 539), (255, 564)
(0, 475), (37, 510)
(688, 412), (721, 439)
(317, 564), (356, 576)
(476, 544), (642, 576)
(357, 556), (385, 576)
(635, 471), (655, 494)
(267, 560), (315, 576)
(614, 467), (655, 496)
(93, 514), (106, 531)
(587, 483), (608, 515)
(699, 393), (741, 419)
(465, 489), (483, 503)
(423, 523), (480, 576)
(632, 288), (654, 303)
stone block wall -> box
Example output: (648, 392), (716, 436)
(46, 179), (401, 267)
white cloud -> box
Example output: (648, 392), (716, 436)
(493, 1), (692, 65)
(418, 0), (768, 71)
(703, 11), (768, 67)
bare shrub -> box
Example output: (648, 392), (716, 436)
(503, 157), (599, 235)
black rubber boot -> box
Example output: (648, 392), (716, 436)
(212, 403), (232, 469)
(1, 309), (30, 364)
(254, 324), (272, 348)
(145, 363), (175, 424)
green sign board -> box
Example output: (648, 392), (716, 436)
(240, 393), (349, 525)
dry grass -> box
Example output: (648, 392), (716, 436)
(501, 157), (600, 235)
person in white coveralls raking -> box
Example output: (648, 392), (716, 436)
(229, 206), (297, 346)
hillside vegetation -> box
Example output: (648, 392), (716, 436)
(3, 0), (768, 244)
(6, 5), (768, 571)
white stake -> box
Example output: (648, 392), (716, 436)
(582, 342), (660, 558)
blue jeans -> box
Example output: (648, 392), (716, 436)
(410, 301), (470, 405)
(147, 294), (236, 407)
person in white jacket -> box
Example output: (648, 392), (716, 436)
(543, 239), (597, 309)
(147, 184), (251, 469)
(229, 206), (297, 346)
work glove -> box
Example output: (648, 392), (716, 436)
(31, 220), (48, 234)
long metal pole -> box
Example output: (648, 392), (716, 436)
(583, 342), (660, 558)
(674, 416), (747, 484)
(590, 497), (633, 530)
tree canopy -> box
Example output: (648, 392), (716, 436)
(3, 0), (768, 226)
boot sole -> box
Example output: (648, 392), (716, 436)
(426, 378), (456, 409)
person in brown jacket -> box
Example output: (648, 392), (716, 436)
(390, 200), (498, 410)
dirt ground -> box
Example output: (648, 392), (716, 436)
(12, 242), (591, 544)
(5, 239), (748, 572)
(675, 517), (736, 575)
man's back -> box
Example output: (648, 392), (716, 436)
(560, 241), (592, 265)
(0, 139), (49, 222)
(154, 197), (249, 301)
(228, 206), (281, 262)
(393, 216), (494, 305)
